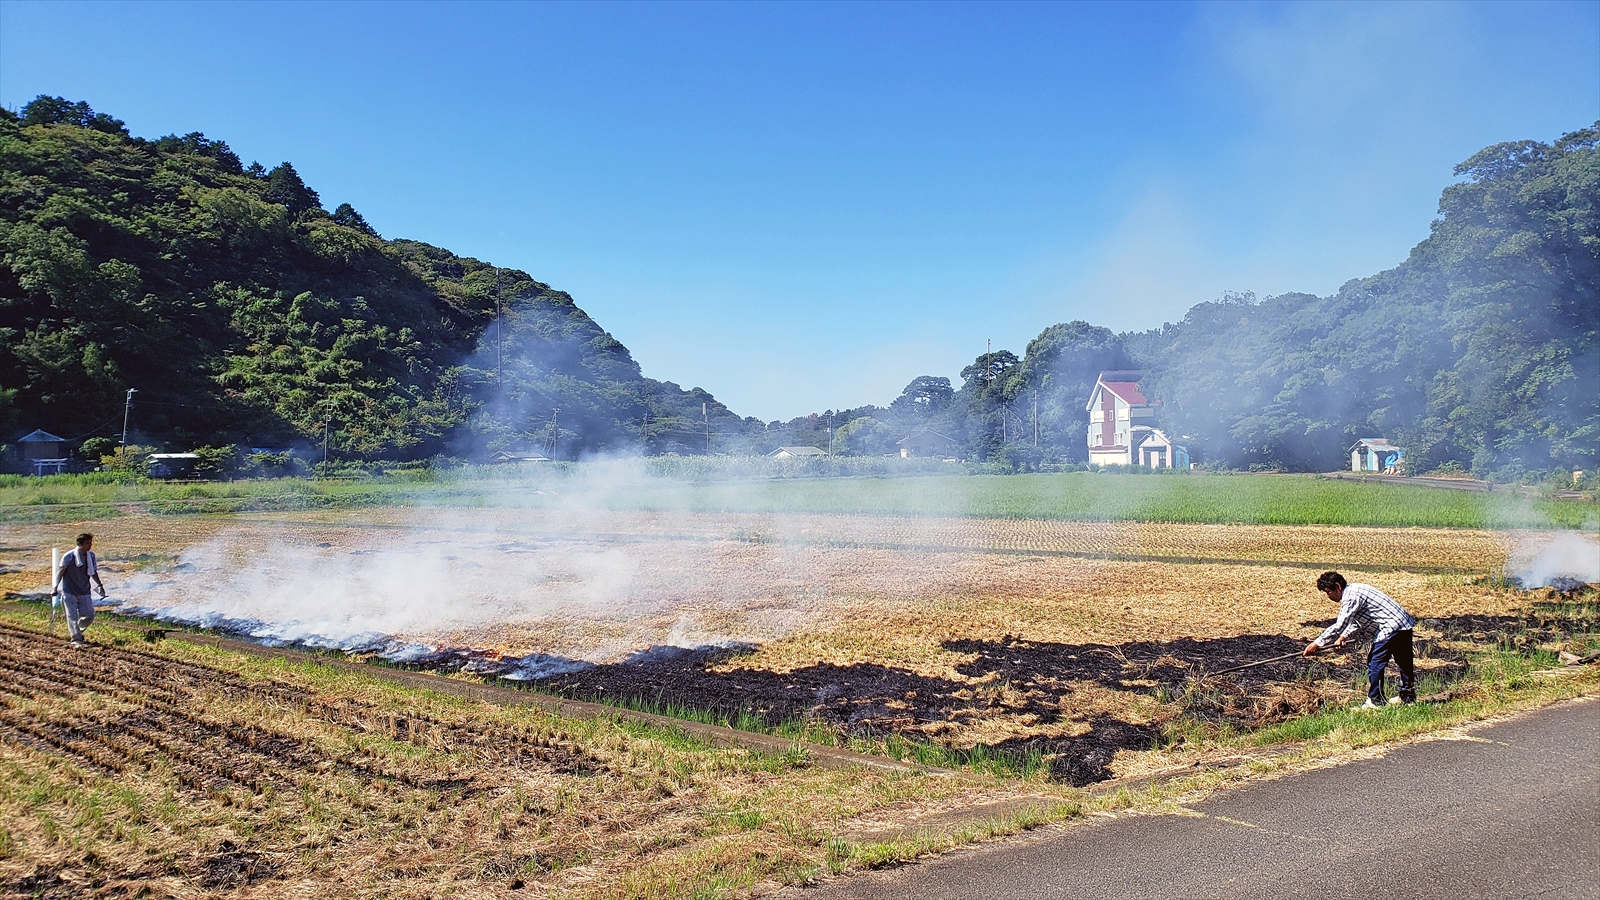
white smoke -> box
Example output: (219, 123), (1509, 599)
(112, 457), (912, 671)
(1508, 531), (1600, 588)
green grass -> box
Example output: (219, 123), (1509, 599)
(1247, 644), (1596, 749)
(541, 688), (1051, 780)
(613, 472), (1595, 528)
(1, 468), (1594, 528)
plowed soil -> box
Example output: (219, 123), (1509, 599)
(0, 617), (945, 899)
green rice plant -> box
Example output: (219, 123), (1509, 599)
(4, 466), (1595, 528)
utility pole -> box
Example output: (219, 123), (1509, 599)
(641, 412), (649, 447)
(1033, 389), (1039, 448)
(119, 388), (137, 456)
(703, 402), (710, 454)
(547, 408), (559, 459)
(496, 296), (503, 393)
(322, 419), (331, 477)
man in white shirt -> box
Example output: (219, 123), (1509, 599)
(52, 532), (106, 647)
(1303, 570), (1418, 709)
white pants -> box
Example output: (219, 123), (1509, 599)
(61, 593), (95, 641)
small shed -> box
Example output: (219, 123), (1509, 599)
(1133, 427), (1189, 469)
(17, 430), (69, 475)
(487, 450), (551, 464)
(896, 429), (962, 459)
(148, 453), (200, 479)
(17, 430), (66, 461)
(1350, 438), (1404, 474)
(768, 446), (827, 460)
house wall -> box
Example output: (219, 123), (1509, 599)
(1100, 389), (1118, 450)
(1087, 385), (1138, 465)
(1090, 448), (1129, 466)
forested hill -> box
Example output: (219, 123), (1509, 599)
(0, 96), (748, 461)
(4, 96), (1594, 478)
(1131, 124), (1598, 477)
(870, 123), (1595, 479)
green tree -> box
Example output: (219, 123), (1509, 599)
(1018, 321), (1131, 461)
(263, 162), (323, 217)
(889, 375), (953, 420)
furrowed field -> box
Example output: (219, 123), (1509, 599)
(0, 470), (1595, 897)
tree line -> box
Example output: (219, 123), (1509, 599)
(2, 97), (1592, 478)
(0, 96), (753, 466)
(834, 123), (1597, 478)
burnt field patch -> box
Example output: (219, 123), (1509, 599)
(527, 605), (1583, 786)
(530, 632), (1368, 784)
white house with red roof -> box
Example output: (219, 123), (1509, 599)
(1085, 371), (1187, 468)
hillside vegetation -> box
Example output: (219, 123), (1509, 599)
(885, 124), (1597, 478)
(3, 96), (1594, 477)
(0, 97), (747, 461)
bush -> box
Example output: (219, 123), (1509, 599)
(78, 437), (116, 461)
(190, 445), (242, 479)
(101, 445), (152, 475)
(241, 451), (305, 479)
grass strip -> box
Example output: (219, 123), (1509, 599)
(2, 470), (1594, 528)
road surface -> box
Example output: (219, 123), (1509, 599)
(788, 697), (1598, 899)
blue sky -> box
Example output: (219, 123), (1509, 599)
(2, 1), (1596, 421)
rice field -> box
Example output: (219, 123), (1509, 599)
(2, 469), (1595, 529)
(2, 507), (1586, 774)
(1, 489), (1595, 897)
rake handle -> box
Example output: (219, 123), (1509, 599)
(1206, 650), (1305, 677)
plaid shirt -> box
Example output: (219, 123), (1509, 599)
(1316, 583), (1416, 646)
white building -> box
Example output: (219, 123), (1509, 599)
(767, 446), (827, 459)
(1085, 371), (1187, 468)
(1349, 438), (1403, 474)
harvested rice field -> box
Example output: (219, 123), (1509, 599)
(1, 496), (1596, 897)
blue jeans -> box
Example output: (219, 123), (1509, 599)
(1368, 630), (1415, 704)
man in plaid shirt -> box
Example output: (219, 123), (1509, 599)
(1303, 571), (1417, 709)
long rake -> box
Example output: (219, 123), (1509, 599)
(1202, 650), (1305, 678)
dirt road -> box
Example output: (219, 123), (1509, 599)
(785, 697), (1600, 899)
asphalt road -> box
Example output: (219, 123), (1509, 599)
(788, 698), (1599, 900)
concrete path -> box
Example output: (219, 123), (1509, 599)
(787, 698), (1599, 899)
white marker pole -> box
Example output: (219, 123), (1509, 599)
(48, 547), (60, 634)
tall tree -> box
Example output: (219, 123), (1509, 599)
(263, 162), (323, 217)
(1018, 321), (1131, 461)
